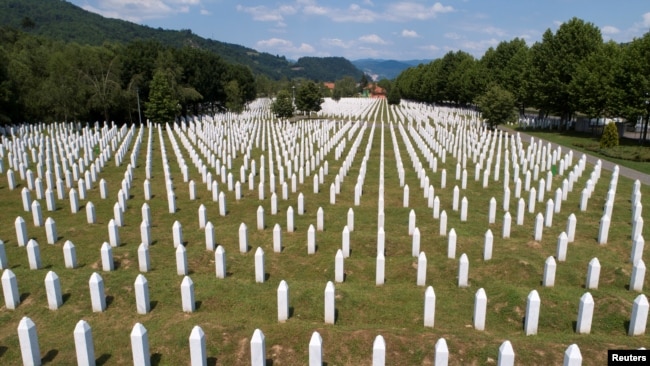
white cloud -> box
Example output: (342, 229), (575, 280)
(444, 32), (462, 40)
(256, 38), (315, 55)
(359, 34), (387, 44)
(199, 9), (210, 15)
(482, 26), (507, 37)
(601, 26), (620, 35)
(385, 2), (453, 21)
(237, 5), (283, 22)
(643, 12), (650, 27)
(322, 38), (353, 48)
(81, 0), (202, 22)
(420, 44), (440, 52)
(460, 38), (499, 51)
(401, 29), (419, 38)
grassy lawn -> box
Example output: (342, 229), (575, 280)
(0, 100), (648, 365)
(512, 127), (650, 175)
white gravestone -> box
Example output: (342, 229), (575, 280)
(215, 245), (226, 279)
(585, 257), (601, 289)
(18, 317), (41, 366)
(524, 290), (540, 335)
(131, 323), (151, 366)
(138, 243), (150, 273)
(44, 271), (62, 310)
(424, 286), (436, 328)
(372, 335), (386, 366)
(89, 272), (106, 312)
(309, 331), (323, 366)
(474, 288), (487, 331)
(181, 276), (195, 313)
(628, 294), (649, 336)
(250, 329), (266, 366)
(189, 326), (206, 366)
(458, 253), (469, 287)
(134, 274), (150, 314)
(74, 320), (95, 366)
(2, 269), (20, 309)
(576, 292), (594, 334)
(277, 280), (289, 322)
(324, 281), (335, 324)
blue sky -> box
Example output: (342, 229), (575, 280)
(68, 0), (650, 61)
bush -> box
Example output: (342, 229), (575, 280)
(600, 122), (619, 148)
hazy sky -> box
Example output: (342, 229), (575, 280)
(68, 0), (650, 60)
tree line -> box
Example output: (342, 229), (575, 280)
(0, 27), (256, 124)
(394, 18), (650, 133)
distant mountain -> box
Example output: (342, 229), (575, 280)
(0, 0), (364, 81)
(291, 57), (364, 81)
(352, 59), (431, 80)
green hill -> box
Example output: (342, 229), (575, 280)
(0, 0), (362, 81)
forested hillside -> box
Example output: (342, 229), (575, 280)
(0, 0), (362, 82)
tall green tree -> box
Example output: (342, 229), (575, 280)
(295, 81), (323, 115)
(529, 17), (603, 127)
(476, 84), (517, 129)
(271, 89), (294, 118)
(79, 44), (123, 122)
(481, 38), (530, 114)
(333, 76), (358, 98)
(145, 68), (180, 124)
(225, 79), (244, 113)
(616, 33), (650, 141)
(569, 41), (622, 119)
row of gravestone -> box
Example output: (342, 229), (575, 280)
(9, 314), (647, 365)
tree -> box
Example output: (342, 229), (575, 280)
(271, 90), (294, 118)
(476, 84), (517, 129)
(600, 122), (619, 148)
(295, 81), (323, 115)
(387, 86), (401, 105)
(145, 68), (180, 124)
(569, 41), (622, 119)
(333, 76), (357, 98)
(529, 18), (603, 127)
(225, 79), (244, 113)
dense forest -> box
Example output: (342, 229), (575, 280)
(395, 18), (650, 133)
(0, 0), (362, 82)
(0, 27), (257, 124)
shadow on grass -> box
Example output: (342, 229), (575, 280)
(195, 300), (202, 311)
(572, 320), (577, 333)
(41, 349), (58, 364)
(0, 346), (7, 358)
(151, 353), (162, 366)
(289, 306), (295, 318)
(62, 293), (71, 304)
(266, 359), (274, 366)
(106, 295), (114, 308)
(207, 357), (217, 366)
(20, 292), (30, 302)
(150, 300), (158, 311)
(96, 353), (111, 365)
(624, 320), (630, 333)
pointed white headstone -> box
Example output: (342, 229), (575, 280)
(474, 288), (487, 331)
(44, 271), (62, 310)
(89, 272), (106, 312)
(130, 323), (151, 366)
(73, 320), (95, 366)
(324, 281), (335, 324)
(181, 275), (195, 313)
(18, 316), (41, 366)
(525, 290), (540, 335)
(576, 292), (594, 334)
(134, 274), (150, 314)
(189, 326), (206, 366)
(2, 269), (20, 309)
(628, 294), (649, 336)
(250, 329), (266, 366)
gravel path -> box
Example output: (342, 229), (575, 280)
(500, 127), (650, 187)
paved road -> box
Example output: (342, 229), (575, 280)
(499, 127), (650, 187)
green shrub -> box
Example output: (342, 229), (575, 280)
(600, 122), (619, 148)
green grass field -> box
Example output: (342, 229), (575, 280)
(0, 99), (648, 365)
